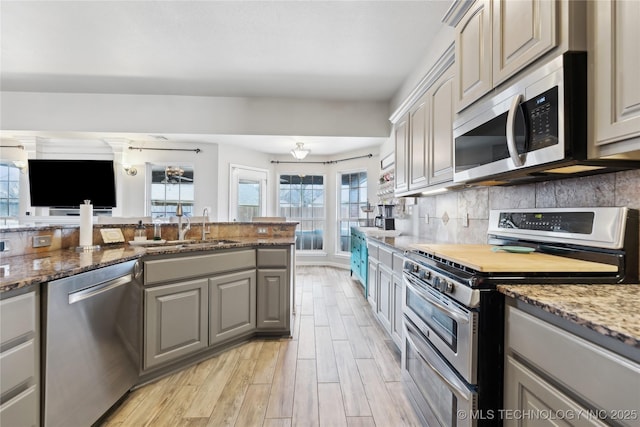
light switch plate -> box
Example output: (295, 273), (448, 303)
(100, 228), (125, 244)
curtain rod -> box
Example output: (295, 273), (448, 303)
(0, 145), (25, 150)
(129, 146), (201, 153)
(271, 153), (373, 165)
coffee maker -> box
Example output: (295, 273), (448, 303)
(374, 204), (395, 230)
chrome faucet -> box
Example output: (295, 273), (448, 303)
(175, 203), (191, 241)
(202, 208), (210, 240)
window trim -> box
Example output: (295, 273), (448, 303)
(336, 168), (368, 256)
(145, 162), (195, 219)
(0, 162), (21, 221)
(278, 172), (326, 253)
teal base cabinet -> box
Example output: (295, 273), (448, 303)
(350, 227), (368, 295)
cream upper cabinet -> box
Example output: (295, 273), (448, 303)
(409, 95), (429, 191)
(455, 0), (492, 112)
(393, 115), (409, 194)
(455, 0), (559, 112)
(392, 46), (455, 196)
(592, 0), (640, 151)
(428, 66), (455, 185)
(492, 0), (557, 87)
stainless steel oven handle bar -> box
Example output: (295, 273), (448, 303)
(68, 274), (132, 304)
(506, 93), (525, 167)
(406, 319), (473, 402)
(403, 275), (470, 325)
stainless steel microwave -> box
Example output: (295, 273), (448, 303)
(453, 52), (640, 185)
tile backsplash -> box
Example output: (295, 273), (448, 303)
(395, 169), (640, 245)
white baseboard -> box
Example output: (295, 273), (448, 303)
(294, 260), (350, 270)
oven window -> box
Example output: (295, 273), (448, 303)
(407, 286), (457, 351)
(406, 339), (457, 425)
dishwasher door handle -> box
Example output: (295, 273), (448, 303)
(68, 274), (132, 304)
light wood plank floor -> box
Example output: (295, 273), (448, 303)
(100, 266), (423, 427)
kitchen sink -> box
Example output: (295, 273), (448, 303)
(188, 239), (239, 245)
(144, 239), (240, 253)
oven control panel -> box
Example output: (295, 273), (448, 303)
(498, 211), (594, 233)
(489, 207), (634, 251)
(405, 260), (454, 292)
(403, 258), (480, 308)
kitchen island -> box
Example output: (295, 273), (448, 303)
(0, 222), (297, 427)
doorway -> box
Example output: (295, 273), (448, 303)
(229, 165), (268, 222)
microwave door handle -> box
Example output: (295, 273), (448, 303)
(506, 94), (525, 167)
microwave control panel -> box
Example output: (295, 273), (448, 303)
(523, 86), (559, 151)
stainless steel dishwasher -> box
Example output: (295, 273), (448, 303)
(43, 259), (142, 427)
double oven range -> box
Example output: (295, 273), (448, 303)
(401, 207), (638, 426)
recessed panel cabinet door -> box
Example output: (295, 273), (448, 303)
(394, 115), (409, 194)
(377, 265), (393, 333)
(492, 0), (557, 87)
(257, 269), (288, 330)
(144, 278), (208, 369)
(409, 96), (429, 190)
(209, 270), (256, 345)
(456, 0), (492, 112)
(594, 0), (640, 147)
(429, 65), (455, 186)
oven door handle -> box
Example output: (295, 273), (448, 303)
(506, 93), (525, 167)
(405, 319), (473, 402)
(404, 277), (470, 325)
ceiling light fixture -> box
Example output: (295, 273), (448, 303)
(290, 142), (310, 160)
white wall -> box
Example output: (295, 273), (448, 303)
(123, 141), (220, 218)
(215, 144), (275, 221)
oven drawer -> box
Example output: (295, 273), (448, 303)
(403, 317), (477, 427)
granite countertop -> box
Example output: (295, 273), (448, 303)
(0, 237), (295, 294)
(365, 234), (428, 252)
(498, 284), (640, 349)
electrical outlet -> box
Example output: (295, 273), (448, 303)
(32, 235), (52, 248)
(257, 227), (268, 234)
(424, 215), (429, 224)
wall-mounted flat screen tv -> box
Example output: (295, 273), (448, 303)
(28, 159), (117, 208)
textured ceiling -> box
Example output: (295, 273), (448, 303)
(1, 0), (452, 154)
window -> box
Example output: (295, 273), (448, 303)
(148, 164), (194, 219)
(338, 171), (368, 252)
(279, 174), (324, 251)
(0, 162), (20, 221)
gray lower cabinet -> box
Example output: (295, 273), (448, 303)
(257, 269), (288, 330)
(209, 269), (256, 345)
(367, 258), (378, 309)
(377, 264), (392, 332)
(391, 274), (403, 348)
(504, 304), (640, 427)
(144, 278), (209, 370)
(363, 239), (405, 351)
(0, 290), (39, 427)
(505, 355), (607, 427)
